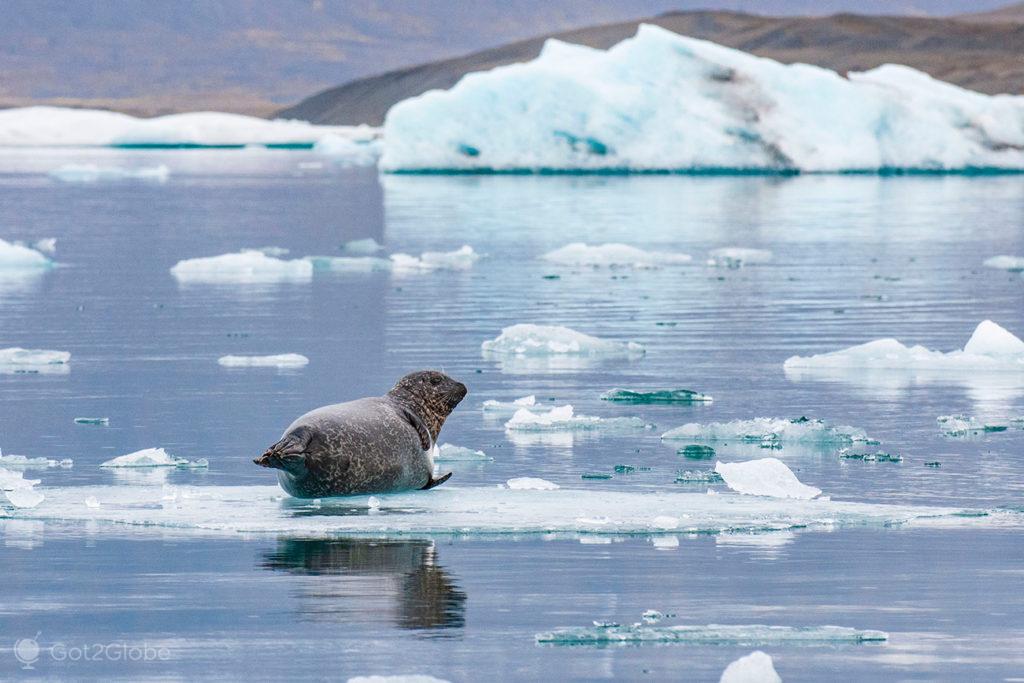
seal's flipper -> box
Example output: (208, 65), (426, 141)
(254, 426), (312, 471)
(421, 471), (452, 490)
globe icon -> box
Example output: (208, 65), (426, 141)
(14, 635), (40, 669)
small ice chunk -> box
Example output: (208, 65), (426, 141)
(341, 238), (384, 255)
(0, 452), (61, 469)
(505, 405), (652, 432)
(0, 238), (53, 271)
(171, 250), (313, 284)
(100, 447), (206, 469)
(983, 255), (1024, 272)
(482, 394), (537, 415)
(74, 417), (109, 425)
(784, 320), (1024, 372)
(49, 164), (169, 183)
(347, 676), (450, 683)
(434, 444), (492, 462)
(720, 651), (781, 683)
(675, 470), (724, 484)
(0, 347), (70, 367)
(642, 610), (664, 624)
(838, 449), (902, 463)
(505, 477), (559, 490)
(541, 243), (691, 268)
(306, 255), (392, 272)
(390, 245), (479, 272)
(33, 238), (57, 255)
(85, 496), (100, 509)
(217, 354), (309, 368)
(707, 248), (772, 268)
(482, 324), (644, 357)
(936, 414), (1008, 436)
(715, 458), (822, 500)
(0, 467), (44, 508)
(602, 388), (712, 404)
(367, 496), (381, 509)
(662, 417), (872, 446)
(256, 246), (289, 257)
(536, 620), (888, 645)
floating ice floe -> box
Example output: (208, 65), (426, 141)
(10, 483), (1019, 537)
(714, 458), (822, 500)
(306, 255), (392, 273)
(170, 250), (314, 284)
(48, 164), (170, 183)
(0, 238), (54, 270)
(720, 651), (782, 683)
(347, 676), (450, 683)
(707, 248), (773, 268)
(0, 450), (71, 469)
(936, 414), (1011, 437)
(785, 321), (1024, 374)
(433, 444), (492, 462)
(536, 619), (887, 646)
(661, 417), (874, 448)
(0, 106), (376, 148)
(312, 135), (382, 166)
(390, 245), (479, 272)
(32, 238), (57, 255)
(505, 405), (653, 432)
(74, 417), (109, 425)
(838, 449), (902, 463)
(540, 243), (691, 268)
(504, 477), (560, 490)
(602, 388), (712, 404)
(217, 354), (309, 368)
(482, 394), (537, 416)
(341, 238), (384, 255)
(100, 448), (208, 469)
(983, 255), (1024, 272)
(675, 470), (724, 484)
(382, 24), (1024, 173)
(482, 324), (644, 358)
(0, 467), (45, 508)
(0, 347), (71, 375)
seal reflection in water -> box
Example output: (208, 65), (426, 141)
(260, 538), (466, 629)
(255, 370), (467, 497)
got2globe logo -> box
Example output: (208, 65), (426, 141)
(13, 633), (41, 669)
(12, 633), (171, 668)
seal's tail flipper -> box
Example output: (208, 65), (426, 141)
(422, 471), (452, 490)
(254, 426), (312, 470)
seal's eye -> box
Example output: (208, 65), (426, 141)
(430, 375), (442, 386)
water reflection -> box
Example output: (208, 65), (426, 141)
(260, 537), (466, 631)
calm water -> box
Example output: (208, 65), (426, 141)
(1, 149), (1022, 680)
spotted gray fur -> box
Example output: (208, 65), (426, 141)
(254, 370), (468, 497)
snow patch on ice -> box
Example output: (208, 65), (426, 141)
(541, 243), (691, 268)
(715, 458), (822, 500)
(217, 354), (309, 368)
(171, 250), (313, 284)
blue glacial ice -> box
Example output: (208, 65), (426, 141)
(307, 246), (477, 274)
(504, 405), (654, 432)
(535, 616), (888, 645)
(217, 354), (309, 368)
(170, 250), (314, 284)
(74, 417), (110, 425)
(11, 483), (1019, 538)
(661, 417), (874, 447)
(49, 164), (170, 183)
(541, 243), (691, 268)
(714, 458), (822, 500)
(601, 388), (712, 404)
(306, 255), (393, 273)
(0, 106), (376, 149)
(784, 320), (1024, 373)
(720, 651), (781, 683)
(381, 24), (1024, 173)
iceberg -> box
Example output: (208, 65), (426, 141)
(482, 324), (644, 358)
(74, 417), (109, 425)
(784, 321), (1024, 373)
(0, 238), (53, 270)
(936, 414), (1009, 437)
(661, 417), (873, 447)
(433, 444), (492, 462)
(720, 652), (781, 683)
(983, 255), (1024, 272)
(536, 620), (887, 646)
(0, 347), (71, 373)
(707, 248), (772, 268)
(0, 106), (375, 148)
(312, 135), (382, 166)
(0, 453), (68, 469)
(715, 458), (821, 500)
(341, 238), (384, 255)
(390, 245), (479, 272)
(217, 354), (309, 368)
(48, 164), (170, 183)
(100, 448), (207, 469)
(171, 250), (314, 284)
(482, 394), (537, 415)
(540, 243), (691, 268)
(0, 467), (44, 508)
(601, 388), (712, 404)
(11, 482), (1018, 538)
(381, 24), (1024, 173)
(504, 405), (653, 432)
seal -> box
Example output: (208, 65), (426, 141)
(254, 370), (467, 497)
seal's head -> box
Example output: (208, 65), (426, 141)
(388, 370), (467, 440)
